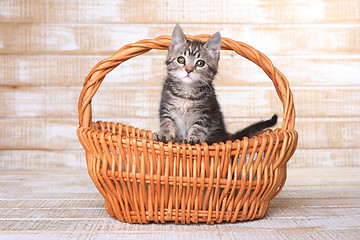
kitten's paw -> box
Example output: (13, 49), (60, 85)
(184, 136), (202, 145)
(153, 132), (175, 143)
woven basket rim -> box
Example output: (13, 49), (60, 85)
(78, 120), (288, 147)
(77, 119), (298, 170)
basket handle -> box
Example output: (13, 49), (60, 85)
(78, 35), (296, 130)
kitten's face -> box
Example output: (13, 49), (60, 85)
(166, 25), (222, 87)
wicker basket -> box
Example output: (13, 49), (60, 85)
(76, 34), (298, 224)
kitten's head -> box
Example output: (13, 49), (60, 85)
(166, 24), (221, 86)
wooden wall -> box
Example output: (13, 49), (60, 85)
(1, 0), (359, 169)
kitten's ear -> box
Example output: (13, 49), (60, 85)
(204, 32), (222, 60)
(169, 24), (187, 53)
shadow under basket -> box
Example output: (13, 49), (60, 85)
(76, 34), (298, 224)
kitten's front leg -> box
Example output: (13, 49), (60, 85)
(153, 117), (176, 143)
(185, 120), (208, 144)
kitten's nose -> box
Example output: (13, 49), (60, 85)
(185, 67), (193, 74)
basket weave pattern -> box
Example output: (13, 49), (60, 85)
(77, 34), (298, 224)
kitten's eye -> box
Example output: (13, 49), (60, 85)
(196, 60), (205, 67)
(177, 56), (185, 64)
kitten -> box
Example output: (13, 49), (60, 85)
(153, 24), (277, 145)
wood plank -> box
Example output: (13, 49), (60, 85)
(0, 118), (82, 150)
(220, 87), (360, 118)
(1, 23), (359, 55)
(0, 150), (85, 169)
(271, 56), (360, 87)
(0, 118), (359, 150)
(0, 199), (103, 210)
(1, 55), (359, 87)
(1, 0), (359, 24)
(0, 86), (81, 118)
(1, 86), (359, 118)
(0, 169), (96, 194)
(290, 118), (360, 150)
(0, 208), (108, 219)
(0, 55), (103, 86)
(0, 214), (359, 232)
(288, 149), (360, 168)
(0, 229), (359, 240)
(0, 192), (102, 200)
(284, 167), (360, 194)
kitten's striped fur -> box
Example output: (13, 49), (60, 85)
(154, 25), (277, 145)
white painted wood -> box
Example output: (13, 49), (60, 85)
(0, 55), (356, 88)
(1, 23), (359, 55)
(288, 149), (360, 168)
(1, 86), (359, 118)
(0, 150), (86, 169)
(0, 168), (359, 239)
(0, 1), (359, 238)
(0, 118), (83, 150)
(1, 55), (359, 87)
(0, 0), (359, 171)
(1, 0), (359, 24)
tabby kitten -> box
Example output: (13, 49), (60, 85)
(153, 24), (277, 145)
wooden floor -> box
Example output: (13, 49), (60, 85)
(0, 168), (359, 240)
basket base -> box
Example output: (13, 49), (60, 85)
(104, 198), (270, 224)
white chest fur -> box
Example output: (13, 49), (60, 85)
(170, 98), (199, 140)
